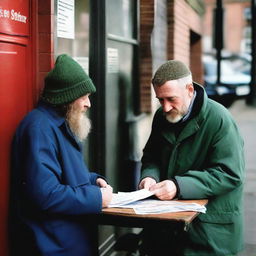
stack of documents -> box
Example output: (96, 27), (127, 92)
(125, 200), (206, 214)
(109, 189), (206, 214)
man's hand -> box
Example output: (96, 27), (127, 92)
(96, 178), (108, 188)
(149, 180), (177, 200)
(96, 178), (113, 207)
(100, 185), (113, 208)
(139, 177), (157, 190)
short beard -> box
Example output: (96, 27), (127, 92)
(66, 104), (91, 142)
(165, 105), (188, 124)
(165, 112), (184, 123)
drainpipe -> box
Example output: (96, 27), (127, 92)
(214, 0), (224, 85)
(246, 0), (256, 105)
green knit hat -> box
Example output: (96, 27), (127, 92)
(42, 54), (96, 105)
(152, 60), (191, 86)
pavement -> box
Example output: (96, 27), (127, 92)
(229, 99), (256, 256)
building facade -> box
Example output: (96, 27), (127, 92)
(203, 0), (251, 54)
(0, 0), (205, 255)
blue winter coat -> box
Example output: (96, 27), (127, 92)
(10, 102), (103, 256)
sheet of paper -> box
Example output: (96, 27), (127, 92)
(131, 199), (206, 214)
(109, 189), (154, 207)
(110, 197), (206, 214)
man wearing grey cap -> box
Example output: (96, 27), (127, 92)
(139, 60), (245, 255)
(9, 54), (113, 256)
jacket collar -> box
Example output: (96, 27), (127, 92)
(37, 101), (83, 150)
(37, 101), (65, 127)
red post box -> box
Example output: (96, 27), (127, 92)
(0, 1), (33, 255)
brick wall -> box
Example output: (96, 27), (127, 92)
(139, 0), (204, 113)
(168, 0), (203, 67)
(203, 0), (250, 54)
(37, 0), (55, 96)
(224, 1), (250, 53)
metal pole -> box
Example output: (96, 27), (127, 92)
(214, 0), (223, 85)
(246, 0), (256, 105)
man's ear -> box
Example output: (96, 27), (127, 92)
(186, 83), (194, 97)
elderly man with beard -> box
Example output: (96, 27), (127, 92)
(138, 60), (245, 256)
(9, 54), (113, 256)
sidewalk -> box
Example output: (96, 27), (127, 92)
(229, 99), (256, 256)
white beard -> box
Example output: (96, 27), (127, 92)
(165, 102), (190, 123)
(165, 112), (184, 123)
(66, 106), (91, 142)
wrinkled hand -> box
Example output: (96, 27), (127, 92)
(149, 180), (177, 200)
(138, 177), (157, 190)
(100, 185), (113, 208)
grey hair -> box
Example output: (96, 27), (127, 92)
(176, 74), (193, 87)
(153, 74), (193, 88)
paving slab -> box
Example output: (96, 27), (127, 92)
(229, 99), (256, 256)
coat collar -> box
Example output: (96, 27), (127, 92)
(37, 101), (83, 150)
(37, 101), (65, 127)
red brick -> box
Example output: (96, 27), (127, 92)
(39, 53), (54, 72)
(38, 14), (54, 33)
(39, 33), (53, 53)
(38, 0), (54, 15)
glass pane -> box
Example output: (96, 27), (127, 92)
(54, 0), (90, 72)
(106, 0), (135, 39)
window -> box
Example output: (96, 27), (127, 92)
(54, 0), (90, 73)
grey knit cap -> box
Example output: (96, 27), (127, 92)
(152, 60), (191, 86)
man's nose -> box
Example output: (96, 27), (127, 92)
(85, 98), (91, 108)
(162, 101), (172, 112)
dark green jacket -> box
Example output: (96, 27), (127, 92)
(141, 84), (245, 256)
